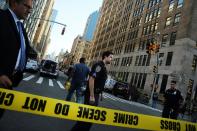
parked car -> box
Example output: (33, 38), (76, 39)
(112, 81), (130, 100)
(25, 59), (39, 72)
(39, 59), (59, 78)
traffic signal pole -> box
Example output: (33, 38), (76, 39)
(149, 53), (159, 106)
(148, 32), (160, 107)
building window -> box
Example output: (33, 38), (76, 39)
(192, 55), (197, 72)
(134, 73), (139, 87)
(174, 13), (181, 25)
(137, 73), (143, 88)
(177, 0), (184, 8)
(146, 55), (151, 66)
(159, 53), (164, 65)
(130, 73), (135, 86)
(141, 73), (147, 89)
(170, 32), (177, 45)
(166, 52), (173, 66)
(157, 8), (161, 18)
(135, 56), (139, 66)
(142, 55), (147, 66)
(138, 55), (143, 66)
(160, 75), (168, 93)
(165, 17), (171, 27)
(161, 34), (168, 46)
(168, 0), (174, 12)
(154, 22), (158, 31)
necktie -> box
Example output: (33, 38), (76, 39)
(17, 21), (26, 71)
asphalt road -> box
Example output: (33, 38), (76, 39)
(0, 71), (164, 131)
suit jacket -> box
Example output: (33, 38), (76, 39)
(0, 9), (33, 87)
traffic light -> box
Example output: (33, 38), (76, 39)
(61, 27), (66, 35)
(153, 65), (158, 73)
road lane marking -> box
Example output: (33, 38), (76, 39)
(23, 75), (35, 81)
(49, 79), (53, 86)
(57, 81), (65, 89)
(36, 77), (43, 84)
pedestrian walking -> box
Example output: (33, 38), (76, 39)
(162, 80), (183, 119)
(70, 51), (113, 131)
(0, 0), (35, 118)
(66, 58), (90, 103)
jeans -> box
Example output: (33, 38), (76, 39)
(66, 82), (84, 104)
(152, 100), (157, 108)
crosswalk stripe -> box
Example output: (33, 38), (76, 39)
(23, 75), (35, 81)
(49, 79), (53, 86)
(36, 77), (43, 84)
(57, 81), (65, 89)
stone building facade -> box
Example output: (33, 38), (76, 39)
(90, 0), (197, 101)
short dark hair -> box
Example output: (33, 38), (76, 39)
(171, 80), (176, 84)
(102, 51), (113, 60)
(79, 57), (86, 63)
(9, 0), (25, 6)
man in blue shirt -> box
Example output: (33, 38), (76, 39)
(66, 57), (90, 103)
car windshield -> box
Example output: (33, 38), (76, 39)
(43, 60), (57, 71)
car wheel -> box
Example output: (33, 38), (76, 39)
(112, 89), (117, 96)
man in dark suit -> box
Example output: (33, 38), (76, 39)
(0, 0), (34, 118)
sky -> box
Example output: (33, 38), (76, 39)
(46, 0), (103, 56)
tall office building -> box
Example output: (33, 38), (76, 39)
(69, 35), (90, 65)
(83, 10), (100, 42)
(32, 0), (55, 59)
(24, 0), (47, 44)
(91, 0), (197, 100)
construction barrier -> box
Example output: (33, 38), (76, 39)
(0, 88), (196, 131)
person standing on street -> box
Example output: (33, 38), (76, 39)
(162, 80), (183, 119)
(152, 89), (159, 108)
(0, 0), (34, 118)
(66, 57), (90, 103)
(71, 51), (113, 131)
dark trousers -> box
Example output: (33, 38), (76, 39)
(0, 81), (12, 119)
(162, 105), (179, 119)
(0, 109), (5, 118)
(70, 93), (100, 131)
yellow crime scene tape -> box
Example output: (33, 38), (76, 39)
(0, 88), (196, 131)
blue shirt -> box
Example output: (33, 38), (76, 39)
(71, 63), (90, 85)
